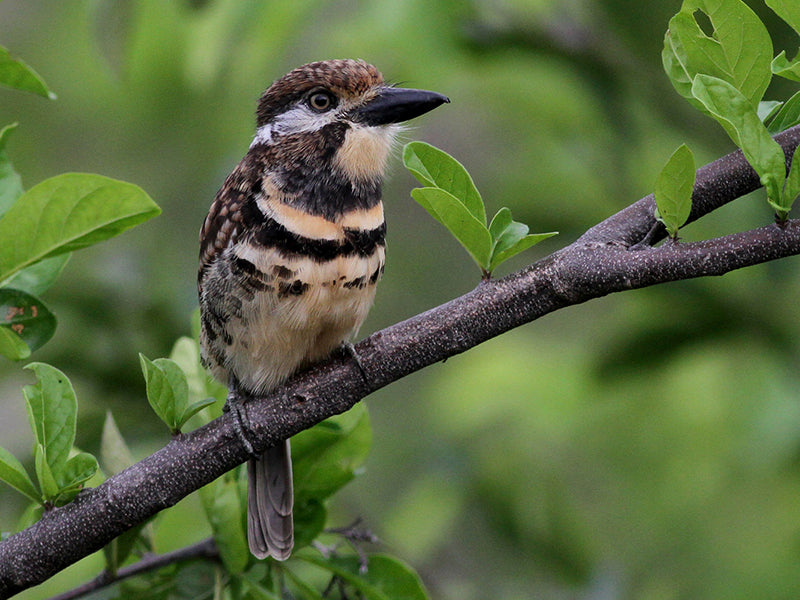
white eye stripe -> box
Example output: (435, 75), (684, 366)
(250, 104), (337, 148)
(250, 124), (274, 147)
(274, 105), (336, 134)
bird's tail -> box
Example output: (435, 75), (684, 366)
(247, 439), (294, 560)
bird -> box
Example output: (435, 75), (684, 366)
(197, 59), (448, 561)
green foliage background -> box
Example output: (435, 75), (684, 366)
(2, 0), (800, 598)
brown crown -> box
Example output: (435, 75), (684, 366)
(256, 59), (384, 126)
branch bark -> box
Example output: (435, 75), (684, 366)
(2, 125), (800, 598)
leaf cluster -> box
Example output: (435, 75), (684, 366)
(140, 352), (217, 435)
(0, 169), (160, 359)
(0, 363), (99, 512)
(0, 44), (159, 525)
(0, 45), (160, 360)
(403, 141), (557, 278)
(657, 0), (800, 231)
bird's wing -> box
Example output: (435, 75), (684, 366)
(199, 176), (248, 276)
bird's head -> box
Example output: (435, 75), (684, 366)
(250, 59), (449, 182)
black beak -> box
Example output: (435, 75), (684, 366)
(355, 87), (449, 126)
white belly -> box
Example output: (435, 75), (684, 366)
(225, 246), (384, 394)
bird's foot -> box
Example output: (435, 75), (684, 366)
(340, 341), (370, 388)
(223, 376), (256, 458)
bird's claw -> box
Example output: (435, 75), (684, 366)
(341, 341), (370, 387)
(224, 377), (257, 458)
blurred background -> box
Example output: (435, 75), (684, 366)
(3, 0), (800, 598)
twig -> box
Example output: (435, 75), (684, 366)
(47, 538), (219, 600)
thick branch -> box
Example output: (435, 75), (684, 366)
(2, 125), (800, 598)
(579, 124), (800, 246)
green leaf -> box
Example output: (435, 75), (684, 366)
(170, 336), (209, 404)
(411, 188), (492, 270)
(199, 475), (249, 574)
(766, 0), (800, 35)
(169, 335), (225, 425)
(0, 325), (29, 360)
(353, 554), (429, 600)
(663, 0), (772, 109)
(767, 91), (800, 134)
(489, 232), (558, 273)
(23, 363), (78, 477)
(0, 45), (55, 99)
(140, 354), (189, 433)
(283, 565), (326, 600)
(2, 254), (71, 297)
(0, 122), (16, 153)
(292, 403), (371, 504)
(171, 561), (220, 600)
(0, 123), (23, 219)
(299, 553), (429, 600)
(768, 0), (800, 81)
(0, 446), (39, 502)
(293, 498), (327, 552)
(758, 100), (783, 124)
(691, 75), (787, 213)
(783, 149), (800, 211)
(239, 574), (283, 600)
(179, 397), (217, 430)
(104, 521), (149, 578)
(487, 208), (557, 273)
(155, 358), (190, 428)
(488, 207), (513, 241)
(16, 503), (44, 530)
(0, 288), (56, 355)
(100, 411), (135, 476)
(0, 173), (160, 283)
(403, 142), (486, 224)
(491, 218), (533, 257)
(34, 443), (59, 500)
(54, 451), (98, 504)
(654, 144), (696, 238)
(771, 51), (800, 83)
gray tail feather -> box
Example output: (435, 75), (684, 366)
(247, 439), (294, 560)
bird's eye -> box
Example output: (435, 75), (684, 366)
(307, 91), (336, 113)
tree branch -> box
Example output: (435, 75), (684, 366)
(2, 125), (800, 598)
(48, 538), (219, 600)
